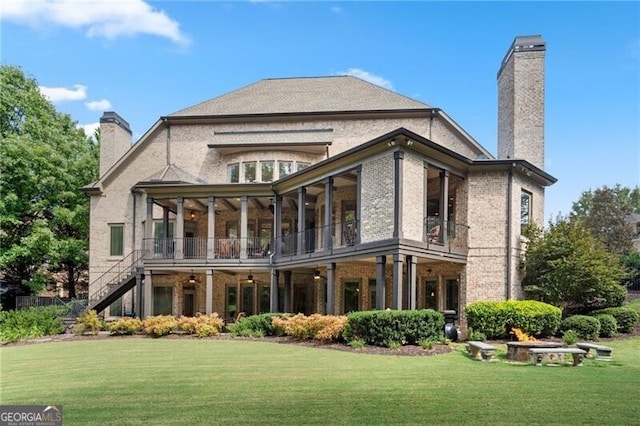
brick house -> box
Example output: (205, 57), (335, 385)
(83, 35), (555, 331)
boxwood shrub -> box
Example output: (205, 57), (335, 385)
(595, 314), (617, 338)
(343, 309), (444, 347)
(590, 307), (639, 334)
(465, 300), (561, 339)
(560, 315), (600, 340)
(227, 313), (284, 337)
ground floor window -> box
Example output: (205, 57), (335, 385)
(110, 296), (123, 316)
(368, 278), (376, 310)
(424, 278), (438, 310)
(343, 279), (361, 314)
(445, 278), (459, 312)
(153, 286), (173, 315)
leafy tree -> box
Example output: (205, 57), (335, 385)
(0, 65), (98, 298)
(522, 217), (627, 315)
(571, 184), (640, 218)
(581, 187), (634, 254)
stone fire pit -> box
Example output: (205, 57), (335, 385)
(506, 341), (564, 362)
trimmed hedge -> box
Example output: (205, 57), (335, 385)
(343, 309), (444, 347)
(227, 313), (285, 337)
(590, 307), (639, 334)
(560, 315), (600, 341)
(465, 300), (561, 339)
(595, 314), (617, 338)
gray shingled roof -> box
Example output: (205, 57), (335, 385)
(144, 163), (206, 184)
(169, 76), (432, 117)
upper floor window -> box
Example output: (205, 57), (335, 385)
(228, 163), (239, 183)
(261, 161), (274, 182)
(279, 161), (293, 178)
(297, 162), (310, 171)
(521, 190), (532, 233)
(244, 162), (257, 183)
(109, 224), (124, 256)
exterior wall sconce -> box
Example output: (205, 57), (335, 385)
(247, 272), (254, 283)
(189, 271), (196, 284)
(190, 211), (196, 221)
(314, 270), (321, 280)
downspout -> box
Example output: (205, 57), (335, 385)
(131, 190), (136, 249)
(506, 163), (515, 300)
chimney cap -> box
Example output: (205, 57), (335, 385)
(498, 34), (546, 77)
(100, 111), (132, 134)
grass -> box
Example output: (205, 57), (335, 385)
(1, 337), (639, 425)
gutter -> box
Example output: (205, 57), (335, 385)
(506, 163), (515, 300)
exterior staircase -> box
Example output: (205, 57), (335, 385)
(85, 250), (144, 314)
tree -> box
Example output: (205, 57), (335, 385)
(582, 187), (634, 254)
(0, 65), (98, 299)
(571, 184), (640, 218)
(522, 217), (627, 314)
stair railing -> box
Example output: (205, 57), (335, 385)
(88, 250), (143, 305)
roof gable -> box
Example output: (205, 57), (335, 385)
(169, 76), (432, 117)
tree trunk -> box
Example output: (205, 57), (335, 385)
(66, 266), (77, 299)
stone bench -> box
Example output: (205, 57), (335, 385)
(529, 347), (586, 366)
(576, 342), (613, 361)
(466, 341), (497, 362)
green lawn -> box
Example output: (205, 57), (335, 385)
(2, 337), (639, 425)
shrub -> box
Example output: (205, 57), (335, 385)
(419, 338), (437, 349)
(0, 306), (66, 343)
(595, 314), (618, 338)
(466, 328), (486, 342)
(347, 338), (366, 349)
(272, 314), (348, 341)
(465, 300), (561, 339)
(512, 328), (536, 342)
(344, 309), (444, 347)
(108, 317), (143, 335)
(142, 315), (177, 337)
(560, 315), (600, 340)
(590, 307), (639, 333)
(227, 313), (284, 337)
(176, 314), (224, 337)
(74, 310), (103, 336)
(562, 329), (579, 346)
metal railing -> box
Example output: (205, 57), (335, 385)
(88, 250), (143, 303)
(143, 237), (272, 260)
(15, 296), (87, 315)
(276, 219), (359, 257)
(424, 216), (469, 252)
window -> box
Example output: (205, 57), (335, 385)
(424, 279), (438, 310)
(343, 280), (360, 313)
(279, 161), (293, 178)
(153, 286), (173, 315)
(110, 296), (123, 316)
(368, 279), (377, 310)
(244, 162), (256, 183)
(228, 163), (239, 183)
(521, 190), (532, 233)
(444, 278), (459, 312)
(109, 224), (124, 256)
(261, 161), (274, 182)
(153, 221), (174, 257)
(226, 285), (237, 320)
(297, 162), (310, 171)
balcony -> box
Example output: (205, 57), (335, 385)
(424, 216), (468, 254)
(144, 236), (272, 262)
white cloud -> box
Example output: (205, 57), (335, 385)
(2, 0), (189, 46)
(78, 122), (99, 140)
(39, 84), (87, 102)
(85, 99), (112, 111)
(337, 68), (393, 90)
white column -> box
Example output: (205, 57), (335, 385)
(206, 269), (213, 315)
(240, 195), (248, 259)
(207, 196), (216, 260)
(175, 197), (184, 259)
(143, 269), (153, 318)
(145, 197), (153, 257)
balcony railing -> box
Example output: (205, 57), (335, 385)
(424, 216), (468, 252)
(276, 219), (359, 258)
(144, 237), (272, 260)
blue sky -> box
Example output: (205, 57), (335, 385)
(1, 1), (638, 219)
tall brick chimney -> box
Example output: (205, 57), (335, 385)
(497, 35), (546, 170)
(99, 111), (132, 177)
